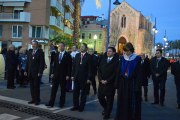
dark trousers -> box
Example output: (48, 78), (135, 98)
(19, 70), (25, 86)
(49, 77), (67, 105)
(7, 69), (15, 88)
(29, 77), (41, 102)
(87, 75), (97, 92)
(98, 94), (114, 116)
(73, 81), (87, 109)
(176, 80), (180, 105)
(153, 80), (166, 103)
(141, 86), (148, 98)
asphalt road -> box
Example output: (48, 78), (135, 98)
(0, 70), (179, 120)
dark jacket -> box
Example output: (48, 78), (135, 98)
(50, 51), (56, 64)
(171, 61), (180, 85)
(72, 52), (93, 83)
(92, 54), (99, 75)
(18, 54), (27, 70)
(98, 57), (119, 95)
(52, 51), (72, 79)
(6, 50), (18, 70)
(25, 49), (44, 78)
(150, 57), (169, 80)
(141, 58), (150, 86)
(103, 52), (119, 61)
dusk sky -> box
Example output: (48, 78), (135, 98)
(81, 0), (180, 44)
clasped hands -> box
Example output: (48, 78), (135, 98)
(101, 80), (107, 85)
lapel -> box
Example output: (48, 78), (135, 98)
(82, 52), (87, 63)
(57, 51), (67, 64)
(34, 49), (39, 58)
(106, 57), (113, 66)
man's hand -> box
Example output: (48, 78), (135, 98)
(155, 74), (159, 77)
(101, 80), (106, 85)
(66, 76), (69, 80)
(104, 80), (107, 84)
(71, 77), (74, 81)
(38, 73), (42, 77)
(17, 66), (19, 70)
(24, 72), (27, 76)
(87, 80), (91, 84)
(51, 74), (54, 78)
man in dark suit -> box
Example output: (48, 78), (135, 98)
(87, 48), (98, 94)
(70, 43), (93, 112)
(24, 41), (44, 105)
(6, 44), (18, 89)
(140, 53), (150, 101)
(171, 59), (180, 108)
(150, 49), (169, 106)
(98, 47), (119, 119)
(103, 44), (119, 61)
(45, 42), (72, 108)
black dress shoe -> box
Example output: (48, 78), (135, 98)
(151, 102), (159, 104)
(78, 108), (84, 112)
(28, 101), (35, 104)
(40, 82), (44, 84)
(102, 109), (106, 115)
(70, 107), (79, 111)
(45, 103), (54, 107)
(177, 105), (180, 109)
(35, 101), (40, 105)
(160, 102), (164, 106)
(103, 115), (110, 119)
(59, 104), (64, 108)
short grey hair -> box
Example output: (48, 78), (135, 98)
(59, 41), (65, 46)
(9, 44), (15, 49)
(89, 48), (94, 51)
(19, 48), (26, 54)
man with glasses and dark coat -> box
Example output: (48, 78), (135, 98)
(150, 49), (169, 106)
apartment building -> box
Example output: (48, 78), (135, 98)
(0, 0), (74, 74)
(80, 15), (107, 53)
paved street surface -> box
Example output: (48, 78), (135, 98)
(0, 70), (180, 120)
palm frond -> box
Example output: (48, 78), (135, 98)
(96, 0), (101, 9)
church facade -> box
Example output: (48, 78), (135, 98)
(110, 1), (154, 56)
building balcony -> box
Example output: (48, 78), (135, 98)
(65, 12), (73, 24)
(65, 0), (74, 12)
(49, 16), (64, 31)
(64, 26), (72, 36)
(0, 0), (31, 2)
(50, 0), (64, 14)
(0, 12), (30, 22)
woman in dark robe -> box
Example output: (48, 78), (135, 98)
(115, 42), (142, 120)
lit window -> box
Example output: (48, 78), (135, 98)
(88, 33), (92, 39)
(99, 33), (102, 39)
(98, 41), (102, 46)
(82, 33), (85, 39)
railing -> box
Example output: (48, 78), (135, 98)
(64, 26), (72, 36)
(51, 0), (64, 14)
(0, 13), (20, 19)
(65, 12), (73, 23)
(49, 16), (64, 30)
(65, 0), (74, 12)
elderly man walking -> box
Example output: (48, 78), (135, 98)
(6, 44), (18, 89)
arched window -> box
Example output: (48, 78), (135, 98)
(121, 15), (126, 28)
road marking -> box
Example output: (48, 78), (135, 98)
(23, 116), (40, 120)
(0, 95), (59, 111)
(0, 113), (21, 120)
(148, 82), (153, 85)
(53, 99), (99, 113)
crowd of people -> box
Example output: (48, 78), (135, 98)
(4, 41), (180, 120)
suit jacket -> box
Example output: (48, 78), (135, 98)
(6, 50), (18, 70)
(141, 58), (150, 86)
(25, 49), (44, 78)
(92, 54), (99, 75)
(72, 52), (93, 83)
(171, 61), (180, 84)
(52, 51), (72, 80)
(150, 57), (169, 80)
(98, 57), (119, 95)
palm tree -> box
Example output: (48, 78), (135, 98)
(73, 0), (101, 46)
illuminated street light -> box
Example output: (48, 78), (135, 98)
(94, 35), (97, 40)
(79, 39), (82, 42)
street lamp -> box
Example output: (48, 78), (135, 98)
(152, 17), (158, 47)
(106, 0), (121, 51)
(79, 39), (82, 42)
(94, 35), (97, 40)
(163, 30), (167, 57)
(93, 35), (97, 50)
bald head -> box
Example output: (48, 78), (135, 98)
(140, 53), (145, 60)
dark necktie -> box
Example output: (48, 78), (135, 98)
(59, 53), (62, 63)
